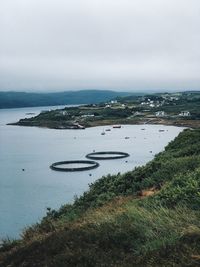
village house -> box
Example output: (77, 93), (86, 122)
(179, 111), (190, 117)
(155, 111), (166, 117)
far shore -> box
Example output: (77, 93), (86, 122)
(7, 117), (200, 129)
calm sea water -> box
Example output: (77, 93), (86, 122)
(0, 106), (184, 239)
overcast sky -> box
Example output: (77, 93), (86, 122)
(0, 0), (200, 92)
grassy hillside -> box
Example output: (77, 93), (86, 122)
(1, 128), (200, 266)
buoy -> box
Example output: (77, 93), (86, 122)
(50, 160), (99, 172)
(86, 151), (129, 160)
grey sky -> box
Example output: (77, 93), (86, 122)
(0, 0), (200, 92)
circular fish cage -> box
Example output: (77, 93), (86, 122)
(50, 160), (99, 172)
(86, 151), (130, 160)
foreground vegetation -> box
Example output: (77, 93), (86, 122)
(1, 128), (200, 266)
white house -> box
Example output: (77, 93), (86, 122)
(110, 100), (118, 104)
(155, 111), (166, 117)
(179, 111), (190, 117)
(81, 114), (95, 118)
(150, 103), (155, 108)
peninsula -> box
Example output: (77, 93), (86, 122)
(9, 91), (200, 129)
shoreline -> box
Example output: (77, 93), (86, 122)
(7, 117), (200, 129)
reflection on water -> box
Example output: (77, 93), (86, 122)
(0, 106), (184, 239)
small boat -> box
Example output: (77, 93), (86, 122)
(125, 136), (130, 139)
(159, 129), (165, 132)
(77, 124), (85, 129)
(141, 128), (146, 130)
(113, 125), (121, 128)
(101, 129), (105, 135)
(105, 128), (111, 131)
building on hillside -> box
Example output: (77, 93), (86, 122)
(110, 100), (118, 104)
(155, 111), (166, 117)
(81, 114), (95, 118)
(179, 111), (190, 117)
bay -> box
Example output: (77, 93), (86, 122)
(0, 106), (184, 239)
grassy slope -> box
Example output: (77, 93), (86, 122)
(1, 129), (200, 266)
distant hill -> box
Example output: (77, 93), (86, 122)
(0, 90), (138, 109)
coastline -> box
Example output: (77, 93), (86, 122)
(8, 117), (200, 129)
